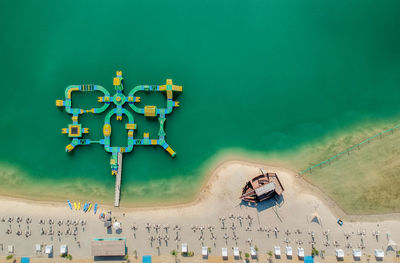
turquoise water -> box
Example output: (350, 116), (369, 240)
(0, 0), (400, 203)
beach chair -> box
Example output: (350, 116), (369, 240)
(250, 247), (257, 258)
(8, 245), (14, 254)
(352, 249), (362, 260)
(297, 247), (305, 259)
(181, 243), (188, 254)
(286, 246), (293, 258)
(274, 246), (281, 258)
(60, 244), (68, 255)
(233, 247), (240, 258)
(45, 245), (53, 255)
(221, 247), (228, 258)
(374, 249), (384, 259)
(202, 247), (208, 257)
(35, 244), (41, 254)
(336, 249), (344, 260)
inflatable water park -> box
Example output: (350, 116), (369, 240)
(56, 71), (182, 206)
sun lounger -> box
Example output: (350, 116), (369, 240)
(286, 246), (293, 257)
(222, 247), (228, 258)
(274, 246), (281, 256)
(181, 243), (188, 253)
(297, 247), (305, 258)
(202, 247), (208, 256)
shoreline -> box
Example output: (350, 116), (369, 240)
(1, 115), (400, 214)
(1, 156), (400, 223)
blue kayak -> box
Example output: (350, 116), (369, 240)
(83, 203), (88, 212)
(94, 203), (98, 214)
(67, 200), (72, 210)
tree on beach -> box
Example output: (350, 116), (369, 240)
(171, 249), (178, 262)
(267, 250), (273, 263)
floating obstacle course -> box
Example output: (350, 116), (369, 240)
(56, 71), (182, 206)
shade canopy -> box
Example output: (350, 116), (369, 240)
(202, 247), (208, 256)
(91, 240), (125, 257)
(113, 221), (121, 230)
(222, 248), (228, 257)
(274, 246), (281, 255)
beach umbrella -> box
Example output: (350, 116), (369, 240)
(113, 221), (121, 230)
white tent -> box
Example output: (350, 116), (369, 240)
(250, 247), (257, 257)
(387, 239), (398, 252)
(233, 247), (240, 258)
(202, 247), (208, 256)
(60, 244), (68, 255)
(222, 247), (228, 258)
(336, 249), (344, 259)
(352, 249), (362, 259)
(297, 247), (305, 258)
(181, 243), (188, 253)
(35, 244), (41, 253)
(310, 212), (322, 224)
(113, 221), (121, 230)
(374, 249), (384, 258)
(8, 245), (14, 253)
(286, 246), (293, 257)
(274, 246), (281, 256)
(45, 245), (53, 255)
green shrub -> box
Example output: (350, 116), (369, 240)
(311, 247), (319, 257)
(6, 255), (13, 260)
(244, 252), (250, 258)
(124, 255), (129, 260)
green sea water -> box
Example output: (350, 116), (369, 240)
(0, 0), (400, 205)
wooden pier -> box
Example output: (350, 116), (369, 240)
(114, 152), (122, 207)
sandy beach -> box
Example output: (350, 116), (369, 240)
(0, 161), (399, 262)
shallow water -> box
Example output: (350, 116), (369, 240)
(0, 0), (400, 204)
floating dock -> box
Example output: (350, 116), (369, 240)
(56, 71), (182, 206)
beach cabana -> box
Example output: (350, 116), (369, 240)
(35, 244), (41, 254)
(8, 245), (14, 253)
(352, 249), (362, 260)
(222, 247), (228, 258)
(374, 249), (384, 259)
(336, 249), (344, 260)
(286, 246), (293, 258)
(20, 257), (29, 263)
(250, 247), (257, 258)
(297, 247), (305, 258)
(274, 246), (281, 257)
(181, 243), (188, 254)
(60, 245), (68, 255)
(233, 247), (240, 258)
(45, 245), (53, 255)
(202, 247), (208, 257)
